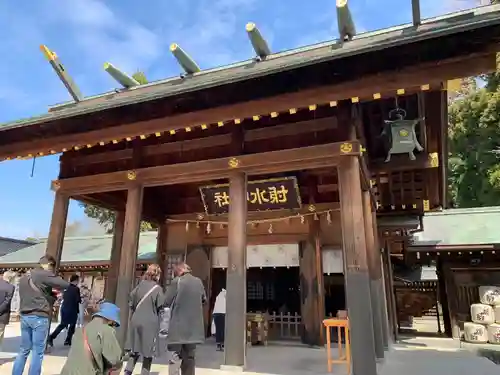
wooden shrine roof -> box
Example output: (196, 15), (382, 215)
(0, 4), (499, 161)
(410, 207), (500, 248)
(0, 232), (159, 271)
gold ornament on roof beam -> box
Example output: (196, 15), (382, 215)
(268, 224), (273, 234)
(196, 221), (200, 229)
(127, 170), (137, 180)
(206, 222), (211, 234)
(185, 222), (190, 232)
(228, 158), (240, 168)
(300, 215), (305, 224)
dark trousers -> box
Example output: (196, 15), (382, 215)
(167, 344), (196, 375)
(49, 322), (76, 345)
(213, 313), (225, 344)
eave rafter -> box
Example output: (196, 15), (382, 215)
(0, 52), (495, 161)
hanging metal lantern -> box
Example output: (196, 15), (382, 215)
(382, 108), (424, 162)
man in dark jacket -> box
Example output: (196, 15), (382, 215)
(166, 262), (206, 375)
(0, 272), (15, 350)
(12, 255), (69, 375)
(47, 274), (81, 347)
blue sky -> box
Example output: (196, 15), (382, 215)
(0, 0), (480, 239)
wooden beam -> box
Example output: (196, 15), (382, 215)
(167, 202), (340, 221)
(54, 141), (361, 195)
(63, 117), (337, 167)
(115, 185), (144, 345)
(370, 152), (437, 173)
(46, 191), (70, 270)
(0, 52), (495, 159)
(362, 191), (384, 360)
(338, 156), (377, 375)
(224, 172), (247, 368)
(104, 210), (125, 302)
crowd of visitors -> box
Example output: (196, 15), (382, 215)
(0, 256), (210, 375)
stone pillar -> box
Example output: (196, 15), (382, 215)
(223, 172), (247, 370)
(362, 191), (384, 360)
(338, 156), (377, 375)
(46, 190), (70, 269)
(299, 217), (324, 346)
(104, 211), (125, 302)
(115, 185), (144, 346)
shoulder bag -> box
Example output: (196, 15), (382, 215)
(134, 285), (160, 311)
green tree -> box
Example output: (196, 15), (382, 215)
(80, 72), (154, 233)
(80, 203), (154, 234)
(448, 63), (500, 207)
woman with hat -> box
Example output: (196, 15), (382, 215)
(60, 302), (123, 375)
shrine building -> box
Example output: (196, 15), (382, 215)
(1, 3), (500, 375)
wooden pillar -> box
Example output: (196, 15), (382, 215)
(224, 172), (247, 369)
(374, 224), (391, 349)
(104, 211), (125, 302)
(436, 260), (452, 337)
(299, 217), (324, 346)
(338, 156), (377, 375)
(156, 221), (168, 286)
(383, 244), (399, 340)
(46, 190), (70, 269)
(115, 185), (144, 346)
(362, 191), (385, 360)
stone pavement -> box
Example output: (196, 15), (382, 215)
(0, 323), (497, 375)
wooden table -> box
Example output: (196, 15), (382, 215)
(323, 318), (351, 374)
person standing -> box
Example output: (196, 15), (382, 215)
(124, 264), (166, 375)
(166, 262), (206, 375)
(0, 272), (15, 350)
(60, 302), (123, 375)
(12, 255), (69, 375)
(211, 288), (226, 351)
(78, 284), (91, 327)
(48, 274), (81, 347)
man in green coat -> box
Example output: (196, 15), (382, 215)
(61, 302), (123, 375)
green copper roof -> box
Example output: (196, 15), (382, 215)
(413, 207), (500, 246)
(0, 231), (158, 266)
(0, 4), (500, 132)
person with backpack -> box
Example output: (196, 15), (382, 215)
(60, 302), (123, 375)
(124, 264), (166, 375)
(12, 255), (69, 375)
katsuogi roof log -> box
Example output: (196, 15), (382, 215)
(103, 63), (140, 88)
(337, 0), (356, 41)
(170, 43), (201, 75)
(246, 22), (271, 58)
(40, 45), (83, 102)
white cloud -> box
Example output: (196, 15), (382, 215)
(44, 0), (163, 74)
